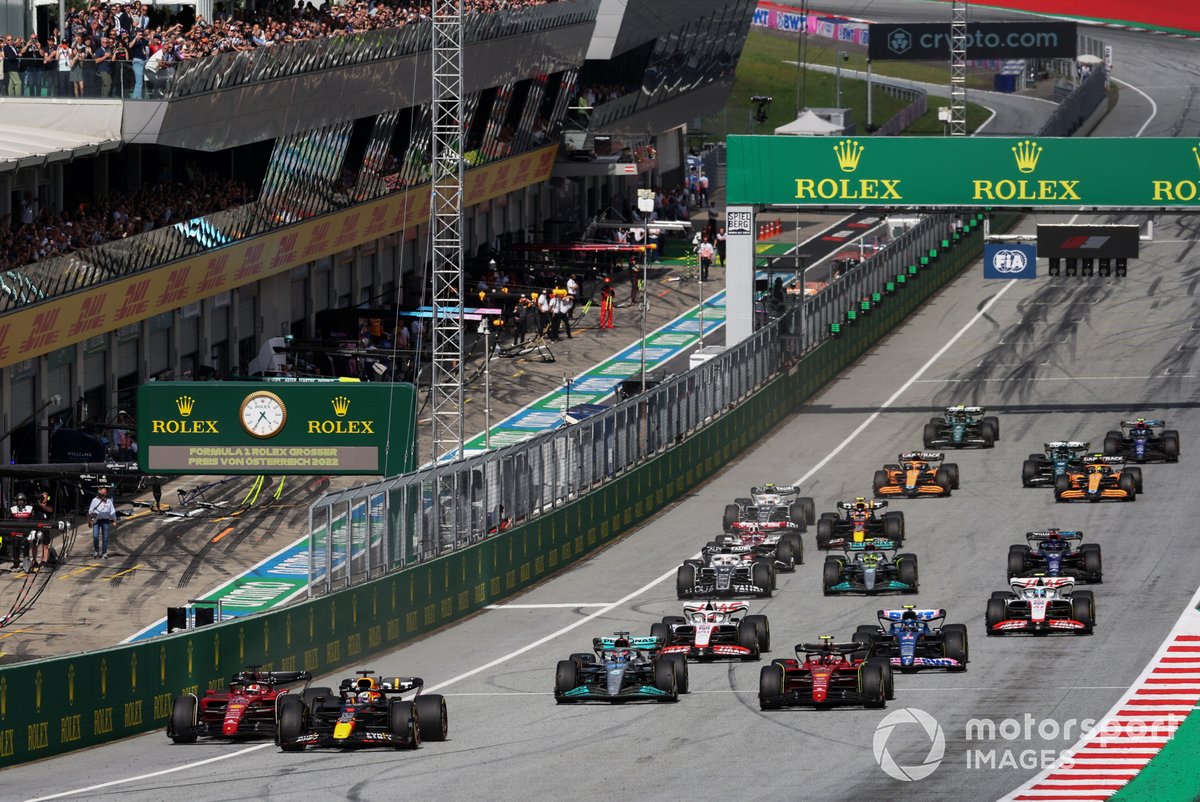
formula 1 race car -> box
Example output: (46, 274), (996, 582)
(815, 498), (905, 549)
(677, 551), (773, 599)
(1008, 530), (1102, 583)
(1103, 418), (1180, 463)
(758, 636), (893, 710)
(706, 527), (803, 572)
(275, 671), (448, 751)
(822, 541), (919, 596)
(168, 667), (312, 743)
(853, 607), (968, 672)
(1022, 442), (1090, 487)
(873, 452), (959, 498)
(985, 576), (1095, 636)
(653, 601), (770, 661)
(555, 633), (689, 703)
(923, 405), (1000, 449)
(723, 484), (815, 533)
(1053, 455), (1141, 503)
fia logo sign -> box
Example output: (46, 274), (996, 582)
(984, 243), (1037, 279)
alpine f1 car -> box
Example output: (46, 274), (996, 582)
(168, 667), (312, 743)
(555, 633), (689, 703)
(705, 527), (803, 572)
(723, 484), (815, 533)
(1022, 441), (1089, 487)
(873, 452), (959, 498)
(275, 671), (448, 751)
(985, 576), (1095, 636)
(758, 636), (893, 710)
(822, 541), (918, 596)
(1103, 418), (1180, 463)
(815, 498), (905, 549)
(853, 607), (968, 672)
(923, 405), (1000, 449)
(677, 551), (773, 599)
(1054, 454), (1141, 502)
(1008, 530), (1102, 583)
(652, 601), (770, 661)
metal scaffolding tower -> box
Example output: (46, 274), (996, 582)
(430, 0), (466, 461)
(949, 0), (968, 136)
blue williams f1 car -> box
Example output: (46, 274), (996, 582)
(1008, 530), (1102, 583)
(1103, 418), (1180, 463)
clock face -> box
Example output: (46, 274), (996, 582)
(240, 392), (287, 439)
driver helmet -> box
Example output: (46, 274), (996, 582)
(15, 492), (26, 504)
(245, 683), (265, 694)
(902, 609), (917, 621)
(1033, 587), (1048, 598)
(854, 499), (868, 512)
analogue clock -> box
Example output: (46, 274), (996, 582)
(240, 391), (287, 439)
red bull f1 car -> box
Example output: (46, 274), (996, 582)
(923, 405), (1000, 449)
(555, 633), (689, 703)
(853, 607), (968, 672)
(985, 576), (1094, 636)
(815, 498), (905, 549)
(1053, 454), (1140, 502)
(1103, 418), (1180, 463)
(873, 452), (959, 498)
(758, 636), (893, 710)
(275, 671), (448, 750)
(723, 484), (815, 532)
(1008, 530), (1102, 583)
(653, 601), (770, 661)
(168, 667), (312, 743)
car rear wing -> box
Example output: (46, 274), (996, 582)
(1010, 576), (1075, 591)
(797, 640), (866, 656)
(945, 405), (984, 414)
(837, 499), (887, 510)
(1121, 419), (1164, 428)
(594, 634), (663, 652)
(1027, 530), (1083, 543)
(878, 608), (945, 624)
(1045, 441), (1089, 450)
(683, 601), (748, 616)
(337, 674), (426, 694)
(750, 485), (800, 497)
(231, 668), (313, 686)
(844, 538), (896, 552)
(1085, 454), (1126, 465)
(899, 451), (944, 462)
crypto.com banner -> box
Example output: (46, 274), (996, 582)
(868, 21), (1077, 60)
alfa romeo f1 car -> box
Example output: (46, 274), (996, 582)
(923, 405), (1000, 449)
(677, 551), (773, 599)
(1103, 418), (1180, 463)
(652, 601), (770, 661)
(1022, 442), (1089, 487)
(985, 576), (1095, 636)
(1054, 455), (1141, 502)
(815, 498), (905, 549)
(758, 636), (893, 710)
(275, 671), (448, 751)
(822, 541), (919, 596)
(706, 527), (802, 572)
(853, 607), (968, 672)
(873, 452), (959, 498)
(723, 484), (815, 532)
(1008, 530), (1102, 583)
(555, 633), (689, 703)
(168, 666), (312, 743)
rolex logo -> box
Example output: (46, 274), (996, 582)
(833, 139), (864, 173)
(1012, 139), (1043, 174)
(332, 396), (351, 418)
(175, 396), (195, 417)
(1193, 144), (1200, 171)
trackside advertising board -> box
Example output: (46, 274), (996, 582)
(727, 137), (1200, 209)
(984, 243), (1037, 279)
(868, 21), (1077, 60)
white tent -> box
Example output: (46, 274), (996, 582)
(774, 109), (844, 136)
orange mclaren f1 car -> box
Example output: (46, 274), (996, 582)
(1053, 454), (1141, 503)
(873, 452), (959, 498)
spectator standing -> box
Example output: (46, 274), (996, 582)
(54, 41), (71, 97)
(144, 38), (166, 96)
(94, 37), (112, 97)
(8, 492), (33, 570)
(87, 486), (116, 559)
(715, 227), (727, 266)
(20, 38), (41, 96)
(70, 40), (87, 97)
(129, 29), (148, 98)
(698, 238), (714, 281)
(3, 36), (21, 96)
(559, 292), (574, 339)
(698, 172), (709, 206)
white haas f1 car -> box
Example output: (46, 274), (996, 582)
(677, 552), (773, 599)
(652, 602), (770, 661)
(985, 576), (1095, 636)
(706, 528), (803, 572)
(723, 484), (816, 533)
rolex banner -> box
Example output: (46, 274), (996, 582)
(137, 382), (416, 475)
(727, 137), (1200, 209)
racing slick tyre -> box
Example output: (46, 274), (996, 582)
(722, 504), (740, 533)
(816, 518), (834, 549)
(301, 687), (335, 711)
(667, 655), (690, 693)
(942, 462), (961, 489)
(822, 557), (843, 596)
(1081, 545), (1103, 581)
(922, 423), (940, 449)
(1118, 473), (1137, 499)
(737, 621), (762, 660)
(168, 694), (198, 744)
(934, 469), (953, 495)
(277, 698), (307, 752)
(990, 591), (1014, 601)
(896, 554), (919, 592)
(650, 622), (673, 648)
(775, 538), (796, 570)
(555, 660), (580, 702)
(653, 659), (679, 702)
(872, 470), (890, 497)
(1028, 453), (1045, 461)
(1021, 460), (1039, 487)
(415, 694), (448, 741)
(851, 625), (878, 661)
(796, 497), (816, 525)
(985, 598), (1008, 636)
(744, 614), (770, 652)
(783, 532), (804, 566)
(1008, 547), (1029, 579)
(1072, 591), (1096, 634)
(983, 416), (1000, 441)
(858, 661), (887, 708)
(733, 497), (753, 509)
(662, 615), (686, 626)
(758, 664), (785, 710)
(943, 625), (969, 670)
(882, 512), (904, 543)
(1163, 431), (1181, 461)
(1104, 436), (1121, 456)
(819, 512), (838, 521)
(569, 652), (596, 667)
(389, 700), (421, 749)
(868, 656), (896, 700)
(1127, 467), (1143, 493)
(676, 564), (697, 600)
(1054, 474), (1071, 502)
(752, 560), (774, 596)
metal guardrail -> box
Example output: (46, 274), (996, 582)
(308, 212), (963, 594)
(874, 84), (928, 137)
(1040, 66), (1107, 136)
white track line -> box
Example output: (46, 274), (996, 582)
(485, 603), (614, 609)
(31, 274), (1018, 801)
(1111, 76), (1159, 138)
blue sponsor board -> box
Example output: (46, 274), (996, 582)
(984, 243), (1037, 279)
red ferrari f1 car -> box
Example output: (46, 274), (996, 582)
(758, 636), (893, 710)
(167, 666), (312, 743)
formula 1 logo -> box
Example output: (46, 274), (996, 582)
(983, 243), (1037, 279)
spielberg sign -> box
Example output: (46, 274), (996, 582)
(868, 21), (1077, 61)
